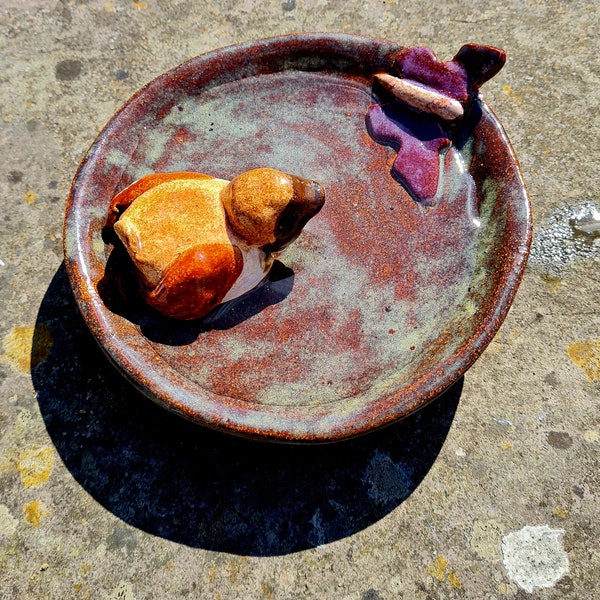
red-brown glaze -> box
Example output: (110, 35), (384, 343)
(147, 244), (243, 320)
(151, 127), (199, 173)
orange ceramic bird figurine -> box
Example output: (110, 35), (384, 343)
(107, 168), (325, 320)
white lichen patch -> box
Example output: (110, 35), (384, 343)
(501, 525), (569, 593)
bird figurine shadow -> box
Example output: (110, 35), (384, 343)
(97, 244), (295, 346)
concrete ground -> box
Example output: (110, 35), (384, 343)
(1, 1), (599, 598)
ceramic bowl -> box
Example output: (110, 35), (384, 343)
(64, 34), (532, 442)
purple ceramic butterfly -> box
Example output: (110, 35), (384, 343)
(366, 44), (506, 205)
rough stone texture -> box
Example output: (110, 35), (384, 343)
(1, 1), (599, 598)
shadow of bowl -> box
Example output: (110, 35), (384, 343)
(32, 264), (462, 555)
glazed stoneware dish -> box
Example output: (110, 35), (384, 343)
(64, 34), (532, 443)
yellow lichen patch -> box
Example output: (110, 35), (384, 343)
(24, 191), (38, 205)
(1, 324), (53, 372)
(486, 340), (503, 355)
(428, 555), (448, 582)
(447, 571), (462, 589)
(552, 508), (568, 519)
(498, 582), (517, 595)
(427, 555), (461, 589)
(74, 583), (93, 599)
(508, 328), (521, 343)
(133, 0), (148, 8)
(224, 556), (248, 584)
(23, 500), (49, 527)
(502, 85), (523, 105)
(261, 581), (275, 600)
(501, 440), (513, 451)
(17, 447), (55, 488)
(567, 339), (600, 381)
(540, 273), (564, 291)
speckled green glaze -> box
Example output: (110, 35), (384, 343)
(64, 34), (531, 442)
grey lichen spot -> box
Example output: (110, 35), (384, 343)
(107, 526), (139, 554)
(361, 590), (384, 600)
(362, 450), (412, 506)
(546, 431), (573, 450)
(7, 170), (23, 184)
(501, 525), (569, 593)
(115, 69), (129, 81)
(26, 119), (41, 132)
(55, 59), (83, 81)
(572, 485), (584, 498)
(529, 200), (600, 278)
(282, 0), (296, 10)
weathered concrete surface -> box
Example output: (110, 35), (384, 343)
(1, 1), (598, 598)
